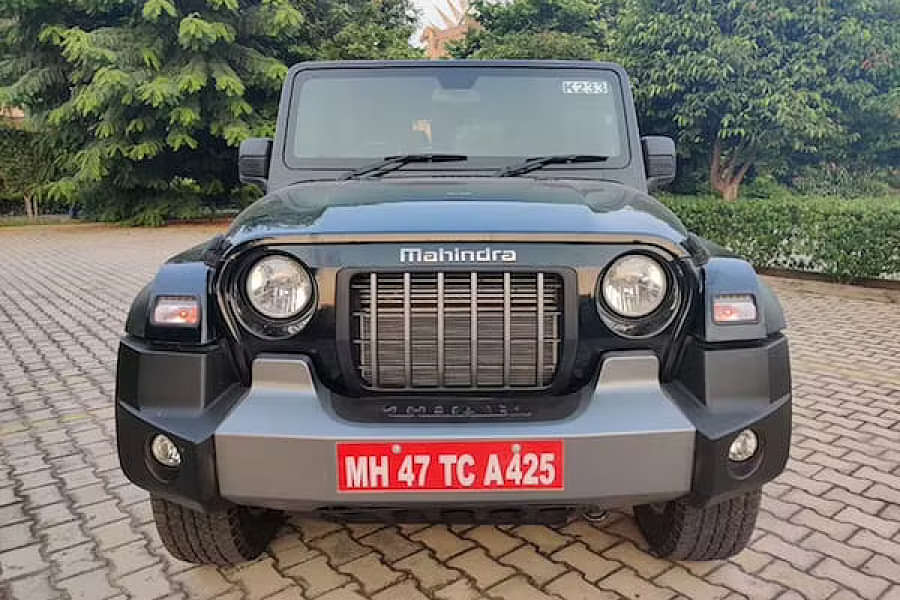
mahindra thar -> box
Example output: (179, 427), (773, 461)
(116, 60), (791, 565)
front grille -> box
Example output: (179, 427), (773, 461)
(350, 271), (563, 390)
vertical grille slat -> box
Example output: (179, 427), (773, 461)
(470, 272), (478, 387)
(369, 273), (378, 387)
(536, 272), (544, 387)
(403, 272), (411, 387)
(351, 271), (563, 390)
(437, 272), (445, 386)
(502, 272), (511, 387)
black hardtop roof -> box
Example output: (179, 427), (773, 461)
(286, 59), (629, 77)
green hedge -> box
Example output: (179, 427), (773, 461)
(661, 194), (900, 281)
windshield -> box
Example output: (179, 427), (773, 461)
(287, 67), (629, 169)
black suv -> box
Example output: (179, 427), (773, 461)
(116, 60), (792, 565)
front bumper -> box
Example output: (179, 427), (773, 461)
(116, 336), (791, 513)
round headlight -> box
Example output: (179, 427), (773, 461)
(600, 255), (668, 318)
(245, 255), (313, 319)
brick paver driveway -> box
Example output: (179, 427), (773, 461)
(1, 224), (899, 600)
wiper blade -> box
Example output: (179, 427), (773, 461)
(495, 154), (609, 177)
(340, 153), (468, 180)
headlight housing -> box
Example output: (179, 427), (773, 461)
(245, 255), (314, 319)
(600, 255), (668, 318)
(596, 253), (680, 339)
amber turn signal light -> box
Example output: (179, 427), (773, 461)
(151, 296), (200, 327)
(713, 294), (757, 324)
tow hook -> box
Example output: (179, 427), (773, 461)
(584, 508), (609, 523)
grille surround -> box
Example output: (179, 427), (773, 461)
(347, 270), (566, 391)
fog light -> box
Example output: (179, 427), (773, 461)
(151, 434), (182, 468)
(728, 429), (758, 462)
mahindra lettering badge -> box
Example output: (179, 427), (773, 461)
(400, 247), (517, 264)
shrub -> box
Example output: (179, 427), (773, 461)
(790, 165), (897, 199)
(661, 194), (900, 281)
(78, 178), (260, 226)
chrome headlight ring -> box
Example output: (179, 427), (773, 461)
(595, 253), (681, 339)
(229, 252), (318, 340)
(245, 255), (314, 319)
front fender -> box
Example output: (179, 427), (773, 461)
(758, 279), (786, 334)
(690, 238), (787, 342)
(125, 258), (219, 345)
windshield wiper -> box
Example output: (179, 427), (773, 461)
(495, 154), (610, 177)
(340, 153), (468, 180)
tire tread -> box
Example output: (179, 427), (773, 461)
(634, 489), (762, 561)
(151, 497), (280, 566)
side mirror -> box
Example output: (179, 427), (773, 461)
(641, 136), (676, 191)
(238, 137), (272, 191)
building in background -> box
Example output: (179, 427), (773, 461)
(420, 0), (476, 59)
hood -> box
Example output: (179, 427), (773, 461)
(225, 178), (690, 255)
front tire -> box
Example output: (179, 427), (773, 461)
(151, 497), (282, 565)
(634, 489), (761, 560)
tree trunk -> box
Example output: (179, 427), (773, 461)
(710, 138), (753, 201)
(23, 193), (34, 219)
(721, 181), (740, 202)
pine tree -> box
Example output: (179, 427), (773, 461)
(0, 0), (420, 224)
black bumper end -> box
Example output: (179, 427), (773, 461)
(673, 334), (792, 505)
(115, 337), (241, 512)
(689, 396), (791, 505)
(116, 403), (225, 512)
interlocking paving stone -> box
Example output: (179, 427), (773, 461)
(370, 580), (429, 600)
(6, 571), (60, 600)
(596, 567), (676, 600)
(655, 566), (731, 600)
(0, 225), (899, 600)
(497, 545), (565, 585)
(434, 577), (487, 600)
(225, 558), (293, 600)
(171, 568), (233, 600)
(56, 567), (121, 600)
(269, 535), (320, 571)
(487, 575), (555, 600)
(460, 525), (522, 557)
(392, 549), (460, 589)
(410, 525), (476, 561)
(335, 553), (403, 594)
(557, 520), (621, 553)
(446, 547), (515, 589)
(604, 541), (671, 577)
(357, 527), (422, 563)
(0, 544), (45, 580)
(284, 555), (351, 596)
(0, 523), (33, 553)
(307, 531), (371, 568)
(545, 572), (622, 599)
(551, 542), (621, 582)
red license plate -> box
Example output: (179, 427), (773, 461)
(336, 440), (564, 492)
